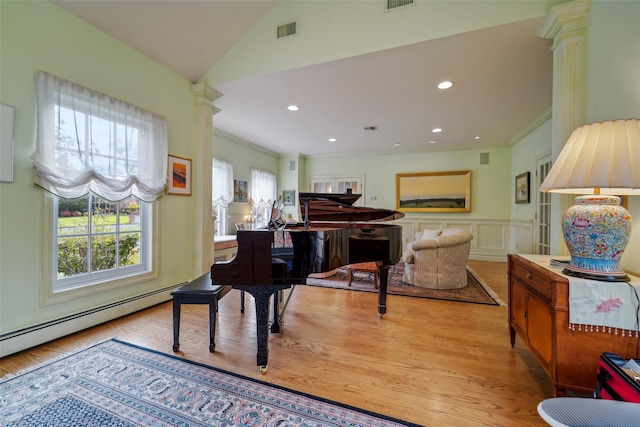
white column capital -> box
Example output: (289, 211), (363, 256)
(536, 0), (590, 45)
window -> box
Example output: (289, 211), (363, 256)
(55, 194), (150, 291)
(33, 71), (166, 299)
(212, 158), (234, 237)
(250, 168), (277, 228)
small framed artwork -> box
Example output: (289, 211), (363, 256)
(515, 172), (530, 204)
(282, 190), (295, 206)
(234, 179), (248, 202)
(167, 154), (192, 195)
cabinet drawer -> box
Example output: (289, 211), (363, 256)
(511, 259), (552, 301)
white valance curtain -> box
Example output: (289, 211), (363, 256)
(212, 158), (234, 208)
(249, 168), (277, 209)
(32, 71), (168, 202)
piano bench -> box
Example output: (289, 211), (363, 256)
(347, 262), (378, 289)
(171, 272), (231, 353)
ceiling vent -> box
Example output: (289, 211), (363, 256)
(277, 21), (297, 39)
(364, 126), (378, 131)
(386, 0), (414, 11)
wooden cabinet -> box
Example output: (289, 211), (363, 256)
(508, 254), (639, 396)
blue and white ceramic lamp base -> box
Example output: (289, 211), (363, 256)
(561, 195), (632, 282)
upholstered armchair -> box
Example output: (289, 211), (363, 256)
(402, 228), (473, 289)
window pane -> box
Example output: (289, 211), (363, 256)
(57, 236), (89, 277)
(91, 196), (117, 233)
(119, 199), (141, 232)
(119, 232), (141, 266)
(58, 196), (89, 235)
(91, 234), (117, 272)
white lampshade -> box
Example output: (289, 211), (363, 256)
(539, 118), (639, 282)
(540, 119), (640, 195)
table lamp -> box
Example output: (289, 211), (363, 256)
(539, 119), (640, 282)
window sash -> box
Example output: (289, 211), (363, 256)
(53, 195), (151, 292)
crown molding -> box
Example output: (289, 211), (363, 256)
(213, 128), (279, 157)
(509, 106), (553, 146)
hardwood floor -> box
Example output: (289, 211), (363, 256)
(0, 260), (556, 426)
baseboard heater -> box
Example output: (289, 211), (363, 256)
(0, 282), (186, 358)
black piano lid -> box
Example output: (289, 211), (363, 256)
(298, 192), (404, 222)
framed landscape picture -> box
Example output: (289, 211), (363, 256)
(167, 155), (191, 195)
(396, 170), (471, 213)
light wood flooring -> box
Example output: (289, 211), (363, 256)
(0, 260), (556, 426)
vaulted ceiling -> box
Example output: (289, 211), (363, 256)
(51, 1), (553, 157)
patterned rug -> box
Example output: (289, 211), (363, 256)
(0, 339), (420, 427)
(306, 262), (505, 306)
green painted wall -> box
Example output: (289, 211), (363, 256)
(510, 119), (552, 220)
(305, 147), (512, 219)
(1, 0), (638, 343)
(0, 1), (198, 334)
(213, 131), (279, 233)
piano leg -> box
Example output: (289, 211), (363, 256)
(377, 262), (392, 316)
(271, 290), (281, 333)
(233, 284), (291, 373)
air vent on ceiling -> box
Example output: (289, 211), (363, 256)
(386, 0), (414, 11)
(277, 21), (297, 39)
(364, 126), (378, 131)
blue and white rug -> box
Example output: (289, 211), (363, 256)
(1, 339), (419, 426)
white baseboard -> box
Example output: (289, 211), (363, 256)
(0, 284), (184, 358)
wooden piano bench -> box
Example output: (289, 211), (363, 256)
(347, 262), (378, 289)
(171, 272), (231, 353)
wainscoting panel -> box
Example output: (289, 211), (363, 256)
(509, 219), (534, 254)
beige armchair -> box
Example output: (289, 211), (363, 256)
(402, 228), (473, 289)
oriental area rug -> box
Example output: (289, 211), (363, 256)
(306, 262), (505, 306)
(0, 339), (420, 427)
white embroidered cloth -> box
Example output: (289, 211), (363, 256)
(519, 255), (640, 335)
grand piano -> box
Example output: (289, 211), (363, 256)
(211, 192), (404, 372)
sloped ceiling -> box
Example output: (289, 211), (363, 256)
(50, 1), (552, 156)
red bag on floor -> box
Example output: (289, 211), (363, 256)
(595, 352), (640, 403)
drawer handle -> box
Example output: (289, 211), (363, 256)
(526, 270), (532, 280)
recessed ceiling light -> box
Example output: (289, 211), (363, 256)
(437, 81), (453, 90)
(329, 138), (337, 142)
(429, 140), (437, 144)
(432, 128), (442, 133)
(394, 143), (401, 147)
(474, 136), (481, 140)
(287, 105), (299, 111)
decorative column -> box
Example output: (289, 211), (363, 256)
(536, 0), (591, 255)
(192, 83), (222, 274)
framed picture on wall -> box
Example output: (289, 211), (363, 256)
(396, 170), (471, 213)
(234, 179), (248, 202)
(515, 172), (530, 204)
(282, 190), (295, 206)
(167, 154), (191, 195)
